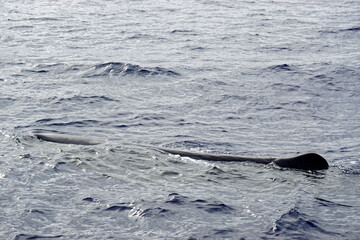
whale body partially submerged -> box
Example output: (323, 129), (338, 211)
(34, 133), (329, 171)
(35, 133), (101, 145)
(154, 147), (329, 171)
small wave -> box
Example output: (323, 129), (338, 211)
(165, 193), (235, 214)
(21, 69), (49, 74)
(199, 203), (234, 214)
(133, 113), (165, 121)
(341, 26), (360, 32)
(267, 207), (340, 239)
(9, 25), (34, 30)
(165, 193), (188, 205)
(0, 97), (16, 108)
(213, 228), (238, 236)
(52, 161), (67, 172)
(160, 170), (181, 177)
(268, 64), (293, 71)
(34, 118), (101, 128)
(82, 62), (180, 78)
(126, 33), (152, 39)
(82, 197), (99, 203)
(35, 118), (59, 124)
(271, 83), (301, 92)
(321, 26), (360, 34)
(14, 234), (63, 240)
(28, 209), (46, 215)
(45, 120), (101, 128)
(112, 122), (144, 128)
(167, 140), (208, 149)
(54, 95), (117, 104)
(27, 17), (61, 21)
(314, 197), (352, 208)
(205, 166), (226, 175)
(214, 94), (247, 104)
(132, 207), (170, 218)
(171, 29), (190, 33)
(113, 124), (129, 128)
(192, 199), (235, 214)
(105, 203), (133, 212)
(170, 29), (194, 34)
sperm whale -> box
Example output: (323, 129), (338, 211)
(34, 133), (329, 170)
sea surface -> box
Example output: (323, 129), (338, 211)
(1, 0), (360, 239)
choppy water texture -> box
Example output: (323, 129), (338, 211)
(1, 0), (360, 239)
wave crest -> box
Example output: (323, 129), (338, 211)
(82, 62), (180, 78)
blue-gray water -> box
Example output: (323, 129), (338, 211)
(1, 0), (360, 239)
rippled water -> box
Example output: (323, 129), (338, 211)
(1, 0), (360, 239)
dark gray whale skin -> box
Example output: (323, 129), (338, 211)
(155, 147), (329, 171)
(35, 133), (101, 145)
(35, 133), (329, 171)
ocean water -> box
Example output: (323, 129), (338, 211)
(1, 0), (360, 239)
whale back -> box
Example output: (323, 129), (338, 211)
(34, 133), (329, 170)
(35, 133), (101, 145)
